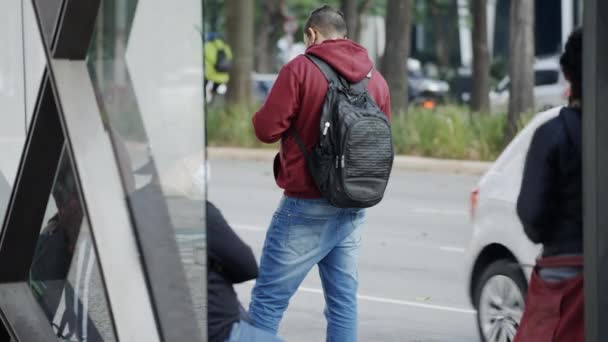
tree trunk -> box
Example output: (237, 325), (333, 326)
(505, 0), (535, 142)
(226, 0), (254, 105)
(342, 0), (358, 41)
(430, 0), (450, 71)
(255, 0), (281, 73)
(355, 0), (374, 44)
(471, 0), (491, 113)
(381, 0), (412, 115)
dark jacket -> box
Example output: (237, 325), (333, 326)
(207, 202), (258, 342)
(252, 39), (391, 198)
(517, 107), (582, 257)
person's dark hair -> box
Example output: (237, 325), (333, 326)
(560, 28), (582, 102)
(304, 5), (347, 39)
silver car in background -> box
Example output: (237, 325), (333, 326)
(490, 58), (568, 114)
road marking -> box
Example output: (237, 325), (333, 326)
(244, 283), (474, 315)
(439, 246), (466, 253)
(176, 234), (205, 242)
(239, 280), (475, 315)
(298, 287), (475, 315)
(411, 208), (467, 216)
(233, 224), (267, 232)
(240, 282), (475, 315)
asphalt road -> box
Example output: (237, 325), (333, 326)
(208, 157), (482, 342)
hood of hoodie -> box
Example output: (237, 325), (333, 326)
(306, 39), (373, 83)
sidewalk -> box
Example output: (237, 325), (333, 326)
(208, 147), (492, 175)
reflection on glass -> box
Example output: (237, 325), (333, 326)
(23, 0), (47, 129)
(86, 0), (206, 334)
(0, 0), (28, 217)
(29, 145), (117, 342)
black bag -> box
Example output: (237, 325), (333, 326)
(215, 48), (232, 73)
(290, 54), (394, 208)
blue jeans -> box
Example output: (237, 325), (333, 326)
(227, 321), (284, 342)
(249, 196), (365, 342)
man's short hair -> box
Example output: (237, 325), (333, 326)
(304, 5), (347, 39)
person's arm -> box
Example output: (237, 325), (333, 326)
(371, 73), (391, 120)
(206, 202), (258, 283)
(252, 65), (300, 143)
(381, 91), (392, 120)
(204, 42), (216, 78)
(516, 123), (559, 243)
(225, 42), (233, 60)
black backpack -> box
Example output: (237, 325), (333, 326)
(215, 47), (231, 73)
(290, 54), (394, 208)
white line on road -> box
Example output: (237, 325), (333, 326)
(233, 224), (267, 232)
(439, 246), (466, 253)
(297, 286), (476, 315)
(411, 208), (467, 216)
(240, 282), (475, 315)
(176, 234), (205, 242)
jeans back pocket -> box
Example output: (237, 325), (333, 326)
(287, 215), (327, 256)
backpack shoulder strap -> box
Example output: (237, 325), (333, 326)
(306, 54), (371, 93)
(351, 70), (372, 94)
(305, 54), (344, 87)
(288, 126), (313, 165)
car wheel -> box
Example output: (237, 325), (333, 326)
(474, 259), (527, 342)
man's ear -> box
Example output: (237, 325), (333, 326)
(305, 27), (316, 44)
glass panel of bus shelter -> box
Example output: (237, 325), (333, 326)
(86, 0), (206, 335)
(29, 144), (117, 341)
(0, 0), (27, 220)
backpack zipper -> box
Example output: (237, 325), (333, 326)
(335, 155), (345, 169)
(323, 122), (331, 136)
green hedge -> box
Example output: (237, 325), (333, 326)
(392, 106), (508, 161)
(207, 104), (525, 161)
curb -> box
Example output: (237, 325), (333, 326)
(208, 147), (492, 175)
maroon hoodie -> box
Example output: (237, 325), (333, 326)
(253, 39), (391, 199)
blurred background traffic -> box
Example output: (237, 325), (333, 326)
(201, 0), (581, 163)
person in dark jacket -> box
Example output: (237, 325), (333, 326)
(249, 5), (390, 341)
(514, 29), (583, 341)
(517, 29), (582, 261)
(207, 202), (282, 342)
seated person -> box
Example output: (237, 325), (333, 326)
(207, 202), (283, 342)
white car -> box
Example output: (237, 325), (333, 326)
(465, 107), (562, 342)
(490, 58), (568, 114)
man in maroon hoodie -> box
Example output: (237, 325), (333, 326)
(249, 6), (390, 341)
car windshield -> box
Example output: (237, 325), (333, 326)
(535, 69), (560, 86)
(495, 68), (560, 93)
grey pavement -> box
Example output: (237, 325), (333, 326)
(208, 157), (482, 342)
